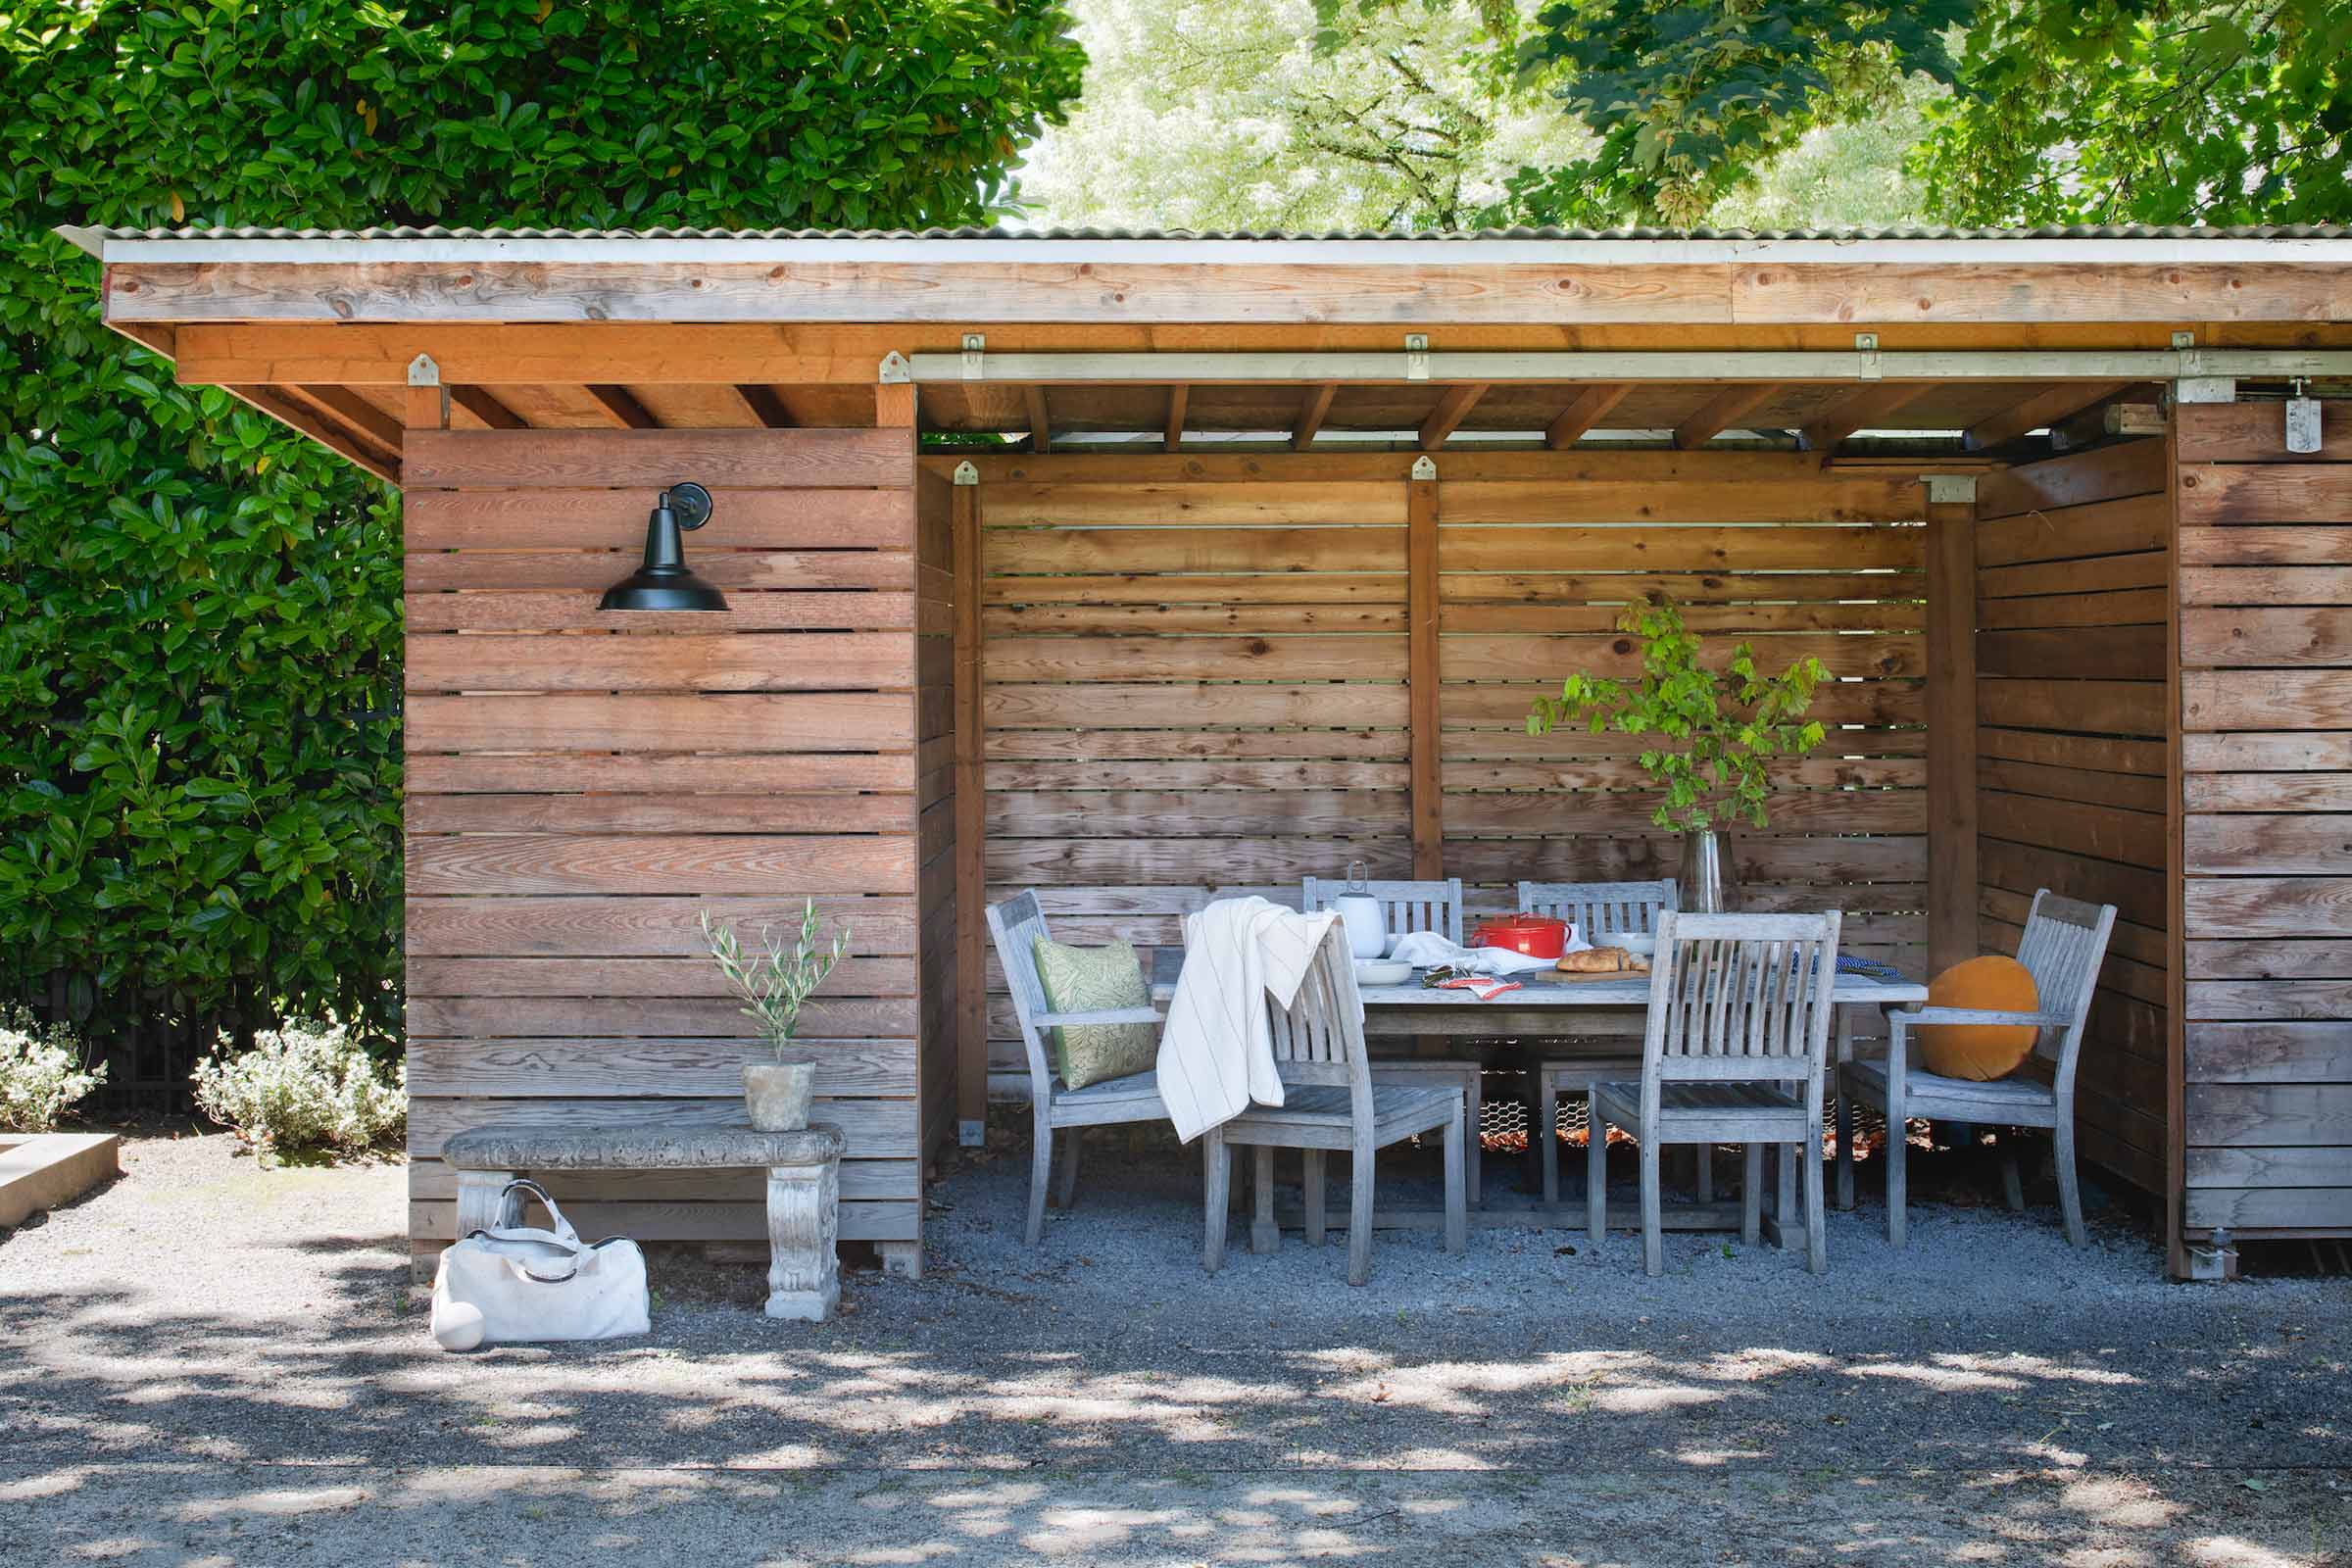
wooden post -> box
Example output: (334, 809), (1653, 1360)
(952, 463), (988, 1146)
(1924, 474), (1979, 975)
(403, 353), (449, 432)
(1408, 457), (1443, 879)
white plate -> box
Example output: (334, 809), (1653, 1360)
(1353, 959), (1414, 988)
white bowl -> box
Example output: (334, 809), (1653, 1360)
(1608, 933), (1658, 958)
(1354, 959), (1414, 988)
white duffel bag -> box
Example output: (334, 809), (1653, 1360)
(429, 1179), (649, 1349)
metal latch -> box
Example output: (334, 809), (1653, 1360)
(2286, 379), (2323, 455)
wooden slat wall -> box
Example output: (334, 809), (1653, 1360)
(403, 427), (931, 1260)
(1972, 439), (2172, 1198)
(2177, 401), (2352, 1239)
(961, 451), (1929, 1089)
(1436, 460), (1930, 961)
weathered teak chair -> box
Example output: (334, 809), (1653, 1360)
(1300, 875), (1464, 946)
(1522, 879), (1681, 1206)
(1836, 889), (2117, 1248)
(987, 891), (1170, 1246)
(1588, 910), (1843, 1276)
(1202, 920), (1467, 1286)
(1298, 872), (1483, 1203)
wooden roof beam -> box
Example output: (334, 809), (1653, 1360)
(449, 385), (526, 429)
(584, 384), (661, 428)
(1799, 382), (1933, 454)
(1674, 384), (1782, 450)
(1293, 384), (1337, 450)
(1418, 383), (1489, 450)
(1164, 384), (1188, 453)
(228, 385), (397, 482)
(736, 384), (795, 428)
(284, 384), (405, 457)
(1544, 383), (1630, 449)
(1963, 381), (2131, 451)
(1024, 384), (1052, 452)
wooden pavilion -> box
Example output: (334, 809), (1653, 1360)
(64, 222), (2352, 1279)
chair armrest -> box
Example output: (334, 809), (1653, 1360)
(1036, 1006), (1164, 1028)
(1888, 1005), (2073, 1029)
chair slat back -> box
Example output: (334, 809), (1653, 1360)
(984, 891), (1058, 1098)
(1519, 879), (1679, 943)
(1643, 911), (1841, 1095)
(1264, 920), (1375, 1117)
(2013, 889), (2118, 1089)
(1301, 876), (1464, 946)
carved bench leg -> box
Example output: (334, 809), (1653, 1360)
(453, 1170), (514, 1238)
(765, 1160), (840, 1322)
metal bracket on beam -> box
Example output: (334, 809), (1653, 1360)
(878, 352), (911, 384)
(960, 334), (986, 379)
(1410, 455), (1438, 480)
(2286, 380), (2323, 455)
(1924, 474), (1978, 505)
(1855, 333), (1882, 380)
(2171, 330), (2196, 351)
(953, 460), (979, 486)
(958, 1119), (986, 1149)
(2174, 377), (2238, 405)
(406, 353), (440, 387)
(1405, 334), (1430, 381)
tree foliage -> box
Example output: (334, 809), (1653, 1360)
(0, 0), (1082, 1046)
(1020, 0), (1582, 229)
(1480, 0), (2348, 227)
(1921, 0), (2352, 225)
(1500, 0), (1966, 225)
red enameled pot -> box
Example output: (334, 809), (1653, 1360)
(1469, 913), (1568, 959)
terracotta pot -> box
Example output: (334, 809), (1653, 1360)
(743, 1060), (814, 1131)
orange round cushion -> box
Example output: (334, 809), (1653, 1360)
(1916, 956), (2040, 1081)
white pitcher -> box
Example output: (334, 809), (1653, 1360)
(1332, 859), (1388, 958)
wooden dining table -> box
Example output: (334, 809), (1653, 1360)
(1146, 945), (1928, 1245)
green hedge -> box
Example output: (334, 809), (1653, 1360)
(0, 0), (1082, 1046)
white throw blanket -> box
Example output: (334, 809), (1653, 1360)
(1155, 897), (1348, 1143)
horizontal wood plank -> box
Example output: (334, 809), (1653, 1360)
(403, 428), (912, 489)
(407, 833), (915, 896)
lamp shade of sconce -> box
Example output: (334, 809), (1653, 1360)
(599, 481), (728, 612)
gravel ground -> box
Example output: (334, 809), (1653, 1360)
(2, 1123), (2346, 1567)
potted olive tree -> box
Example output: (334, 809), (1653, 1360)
(703, 903), (850, 1131)
(1527, 597), (1830, 912)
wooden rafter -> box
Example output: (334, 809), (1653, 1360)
(227, 385), (397, 482)
(1674, 384), (1781, 450)
(1544, 383), (1630, 449)
(1164, 384), (1188, 453)
(449, 385), (526, 429)
(1963, 381), (2131, 451)
(1799, 382), (1932, 454)
(285, 384), (405, 456)
(737, 384), (794, 428)
(1024, 384), (1052, 452)
(1418, 383), (1488, 451)
(583, 384), (662, 429)
(1293, 384), (1337, 450)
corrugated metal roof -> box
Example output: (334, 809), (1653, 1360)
(66, 221), (2352, 243)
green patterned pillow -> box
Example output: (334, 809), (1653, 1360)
(1031, 936), (1156, 1090)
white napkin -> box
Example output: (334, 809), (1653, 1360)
(1387, 931), (1567, 976)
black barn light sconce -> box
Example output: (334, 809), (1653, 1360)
(599, 481), (729, 612)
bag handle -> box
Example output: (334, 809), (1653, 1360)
(481, 1179), (588, 1284)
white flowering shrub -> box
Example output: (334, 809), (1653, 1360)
(0, 1009), (107, 1133)
(190, 1023), (406, 1154)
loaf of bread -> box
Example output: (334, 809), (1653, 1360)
(1556, 946), (1646, 975)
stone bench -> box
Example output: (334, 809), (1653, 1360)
(441, 1121), (845, 1322)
